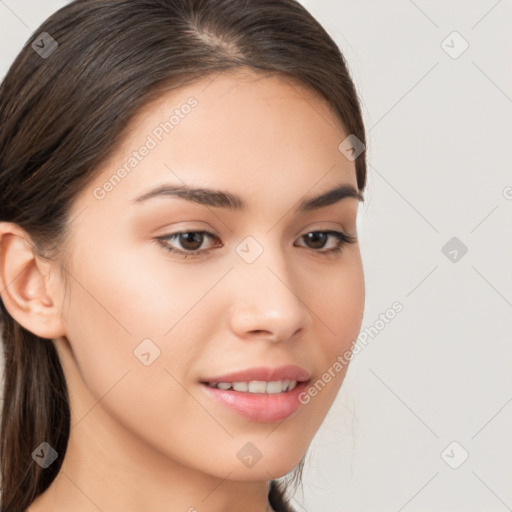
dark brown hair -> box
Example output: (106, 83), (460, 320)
(0, 0), (367, 510)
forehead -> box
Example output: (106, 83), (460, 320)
(76, 69), (357, 214)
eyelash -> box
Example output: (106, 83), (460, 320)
(155, 229), (357, 259)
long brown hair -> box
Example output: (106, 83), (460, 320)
(0, 0), (367, 510)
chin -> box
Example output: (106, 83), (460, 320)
(209, 435), (309, 481)
(223, 458), (302, 482)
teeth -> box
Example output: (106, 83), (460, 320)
(208, 380), (298, 393)
(265, 381), (284, 394)
(232, 381), (248, 392)
(248, 381), (267, 393)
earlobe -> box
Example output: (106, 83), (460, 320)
(0, 222), (66, 340)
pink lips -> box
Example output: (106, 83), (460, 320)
(202, 365), (310, 384)
(200, 365), (311, 423)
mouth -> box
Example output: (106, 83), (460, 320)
(204, 380), (298, 393)
(199, 365), (311, 423)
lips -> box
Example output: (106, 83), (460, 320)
(201, 365), (311, 384)
(199, 365), (311, 423)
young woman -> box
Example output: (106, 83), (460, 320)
(0, 1), (367, 510)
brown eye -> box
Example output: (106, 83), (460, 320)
(176, 232), (204, 251)
(156, 229), (356, 260)
(156, 230), (221, 258)
(296, 230), (357, 256)
(302, 231), (329, 250)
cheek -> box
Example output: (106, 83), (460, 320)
(314, 254), (365, 359)
(60, 243), (205, 400)
(64, 236), (211, 341)
(300, 254), (364, 413)
(60, 252), (220, 467)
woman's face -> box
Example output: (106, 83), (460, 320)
(55, 69), (365, 481)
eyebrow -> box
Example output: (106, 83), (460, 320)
(132, 182), (363, 212)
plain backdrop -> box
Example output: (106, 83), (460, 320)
(1, 1), (511, 511)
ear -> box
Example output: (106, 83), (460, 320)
(0, 222), (66, 340)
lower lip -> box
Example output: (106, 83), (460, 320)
(200, 381), (309, 423)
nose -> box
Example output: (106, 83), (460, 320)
(228, 240), (312, 343)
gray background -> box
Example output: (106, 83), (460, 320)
(1, 1), (511, 511)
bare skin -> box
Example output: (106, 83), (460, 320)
(0, 68), (365, 512)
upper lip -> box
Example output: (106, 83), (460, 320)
(202, 365), (311, 384)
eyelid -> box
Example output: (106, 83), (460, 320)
(155, 230), (220, 256)
(155, 227), (356, 259)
